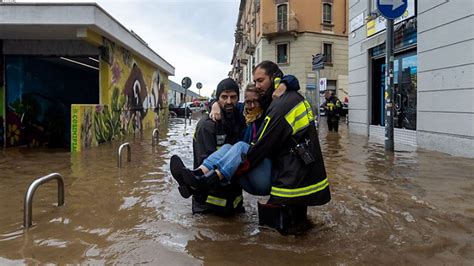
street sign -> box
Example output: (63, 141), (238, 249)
(377, 0), (408, 20)
(181, 77), (192, 89)
(196, 82), (202, 89)
(312, 53), (325, 71)
(319, 78), (327, 92)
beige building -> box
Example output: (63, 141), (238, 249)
(230, 0), (349, 104)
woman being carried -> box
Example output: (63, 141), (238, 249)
(171, 84), (272, 195)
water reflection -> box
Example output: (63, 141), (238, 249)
(0, 118), (473, 264)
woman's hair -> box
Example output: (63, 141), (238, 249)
(245, 83), (258, 94)
(253, 60), (283, 79)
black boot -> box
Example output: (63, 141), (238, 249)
(182, 168), (220, 191)
(170, 155), (196, 198)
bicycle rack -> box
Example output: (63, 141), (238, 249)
(24, 173), (65, 228)
(117, 142), (131, 168)
(152, 128), (159, 147)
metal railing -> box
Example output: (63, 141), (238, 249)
(24, 173), (65, 228)
(152, 128), (159, 147)
(262, 16), (299, 36)
(117, 142), (131, 168)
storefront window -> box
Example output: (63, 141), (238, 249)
(371, 53), (417, 130)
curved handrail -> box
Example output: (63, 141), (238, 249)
(117, 142), (131, 168)
(24, 173), (65, 228)
(152, 128), (159, 146)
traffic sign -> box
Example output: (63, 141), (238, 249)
(377, 0), (408, 20)
(319, 78), (327, 92)
(196, 82), (202, 89)
(312, 53), (325, 71)
(181, 77), (192, 89)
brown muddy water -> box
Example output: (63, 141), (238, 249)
(0, 118), (473, 265)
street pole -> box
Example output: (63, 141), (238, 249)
(312, 53), (324, 133)
(181, 77), (192, 135)
(184, 88), (188, 133)
(315, 70), (321, 130)
(385, 19), (394, 151)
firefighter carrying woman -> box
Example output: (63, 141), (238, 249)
(170, 60), (331, 234)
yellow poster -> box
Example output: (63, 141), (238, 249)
(71, 105), (82, 152)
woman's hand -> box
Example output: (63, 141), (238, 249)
(209, 101), (221, 122)
(272, 83), (287, 99)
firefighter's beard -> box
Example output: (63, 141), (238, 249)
(259, 85), (275, 111)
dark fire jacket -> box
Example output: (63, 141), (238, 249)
(246, 90), (331, 206)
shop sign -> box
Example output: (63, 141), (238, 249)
(350, 12), (365, 33)
(366, 0), (415, 37)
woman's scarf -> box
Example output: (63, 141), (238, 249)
(243, 106), (263, 124)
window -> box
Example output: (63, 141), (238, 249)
(323, 43), (332, 64)
(323, 3), (332, 24)
(277, 4), (288, 31)
(276, 43), (288, 64)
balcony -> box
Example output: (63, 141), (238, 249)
(234, 25), (244, 43)
(243, 40), (255, 55)
(262, 15), (298, 39)
(234, 30), (243, 43)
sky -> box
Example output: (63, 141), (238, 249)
(17, 0), (240, 97)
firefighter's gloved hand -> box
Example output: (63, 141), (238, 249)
(235, 159), (251, 177)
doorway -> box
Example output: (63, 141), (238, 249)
(371, 52), (417, 130)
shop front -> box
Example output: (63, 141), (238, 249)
(370, 17), (417, 132)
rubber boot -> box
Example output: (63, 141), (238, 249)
(258, 202), (312, 235)
(170, 155), (198, 198)
(182, 168), (220, 191)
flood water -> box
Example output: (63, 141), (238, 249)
(0, 118), (473, 265)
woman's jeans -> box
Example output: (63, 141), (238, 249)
(202, 141), (271, 196)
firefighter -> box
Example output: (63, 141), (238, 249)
(170, 78), (245, 215)
(322, 90), (343, 132)
(181, 61), (330, 208)
(241, 60), (331, 208)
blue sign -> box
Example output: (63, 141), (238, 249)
(377, 0), (408, 20)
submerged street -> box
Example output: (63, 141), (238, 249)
(0, 118), (473, 264)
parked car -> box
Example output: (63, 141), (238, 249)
(168, 103), (191, 118)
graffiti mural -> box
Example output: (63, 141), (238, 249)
(71, 38), (169, 152)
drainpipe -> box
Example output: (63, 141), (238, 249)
(343, 0), (347, 34)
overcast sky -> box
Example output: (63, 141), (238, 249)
(17, 0), (240, 97)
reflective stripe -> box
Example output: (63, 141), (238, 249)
(327, 102), (335, 111)
(285, 101), (311, 135)
(304, 100), (314, 120)
(233, 195), (243, 208)
(270, 178), (329, 198)
(206, 195), (226, 207)
(257, 116), (271, 141)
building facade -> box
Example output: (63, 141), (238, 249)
(0, 3), (174, 152)
(230, 0), (349, 106)
(348, 0), (474, 157)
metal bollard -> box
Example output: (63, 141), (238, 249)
(24, 173), (65, 228)
(117, 142), (131, 168)
(152, 128), (159, 147)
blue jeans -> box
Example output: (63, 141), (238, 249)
(202, 141), (272, 196)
